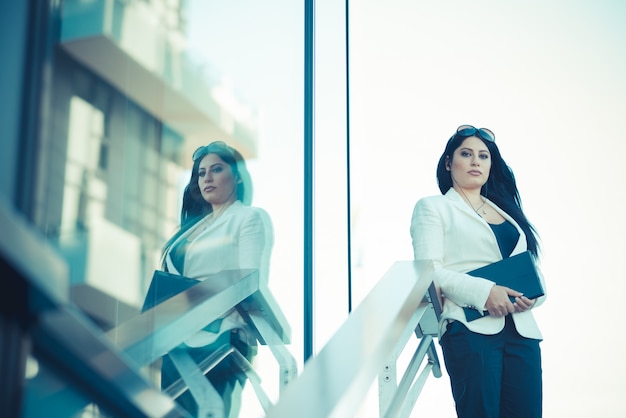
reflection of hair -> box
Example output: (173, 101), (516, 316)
(435, 131), (541, 257)
(161, 142), (253, 266)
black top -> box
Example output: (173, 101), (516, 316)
(489, 220), (520, 258)
(169, 236), (188, 273)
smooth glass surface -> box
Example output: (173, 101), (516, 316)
(181, 3), (305, 414)
(348, 1), (626, 416)
(32, 1), (304, 416)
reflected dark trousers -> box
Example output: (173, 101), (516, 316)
(161, 330), (256, 417)
(440, 315), (542, 418)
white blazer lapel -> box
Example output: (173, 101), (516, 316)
(445, 189), (482, 219)
(446, 189), (527, 256)
(445, 188), (494, 233)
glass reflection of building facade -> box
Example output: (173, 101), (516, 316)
(5, 1), (624, 416)
(50, 0), (260, 307)
(5, 0), (431, 416)
(5, 0), (447, 415)
(3, 0), (305, 416)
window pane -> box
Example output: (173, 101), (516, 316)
(31, 1), (304, 416)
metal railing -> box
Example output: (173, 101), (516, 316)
(0, 198), (184, 418)
(266, 260), (442, 418)
(2, 198), (296, 418)
(378, 278), (442, 418)
(4, 194), (441, 417)
(107, 268), (297, 418)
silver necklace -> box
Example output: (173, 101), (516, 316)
(457, 187), (487, 215)
(475, 200), (487, 215)
(188, 203), (233, 240)
(204, 202), (233, 227)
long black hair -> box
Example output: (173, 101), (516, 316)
(161, 141), (253, 266)
(436, 129), (541, 257)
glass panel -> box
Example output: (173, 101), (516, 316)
(181, 2), (304, 415)
(348, 2), (626, 417)
(32, 0), (304, 416)
(348, 3), (501, 415)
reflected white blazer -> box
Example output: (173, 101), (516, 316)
(165, 201), (273, 283)
(410, 188), (546, 339)
(164, 201), (273, 346)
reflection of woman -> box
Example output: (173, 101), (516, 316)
(410, 125), (546, 417)
(160, 141), (273, 417)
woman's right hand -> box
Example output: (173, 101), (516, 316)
(485, 285), (522, 317)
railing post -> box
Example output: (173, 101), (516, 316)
(168, 349), (225, 418)
(378, 361), (398, 416)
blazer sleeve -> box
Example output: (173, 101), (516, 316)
(410, 197), (496, 311)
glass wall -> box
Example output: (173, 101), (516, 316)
(25, 0), (305, 416)
(8, 0), (626, 416)
(347, 1), (626, 416)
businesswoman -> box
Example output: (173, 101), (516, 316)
(160, 141), (273, 417)
(410, 125), (546, 418)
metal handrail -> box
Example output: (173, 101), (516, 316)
(2, 197), (296, 417)
(379, 280), (443, 418)
(105, 269), (296, 418)
(0, 198), (187, 418)
(5, 192), (442, 417)
(107, 269), (261, 366)
(266, 260), (441, 418)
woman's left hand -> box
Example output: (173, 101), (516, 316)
(514, 296), (536, 312)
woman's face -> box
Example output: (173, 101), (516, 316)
(447, 136), (492, 191)
(197, 153), (238, 209)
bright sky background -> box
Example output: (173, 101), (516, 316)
(187, 0), (626, 416)
(347, 1), (626, 417)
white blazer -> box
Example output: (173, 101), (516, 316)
(165, 201), (273, 283)
(164, 201), (273, 346)
(410, 188), (546, 339)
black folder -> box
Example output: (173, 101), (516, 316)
(463, 251), (544, 322)
(141, 270), (199, 313)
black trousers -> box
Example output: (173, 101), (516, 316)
(439, 315), (542, 418)
(161, 330), (257, 417)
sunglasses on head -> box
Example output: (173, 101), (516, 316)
(454, 125), (496, 143)
(192, 141), (231, 161)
